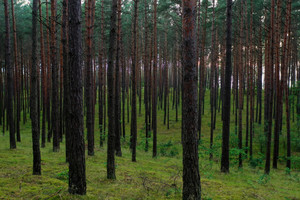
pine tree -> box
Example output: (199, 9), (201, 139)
(182, 0), (201, 198)
(68, 0), (86, 194)
(31, 0), (41, 175)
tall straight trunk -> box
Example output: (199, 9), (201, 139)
(68, 0), (86, 194)
(152, 0), (157, 158)
(238, 0), (244, 168)
(46, 0), (52, 142)
(86, 0), (94, 156)
(163, 29), (168, 126)
(273, 0), (282, 169)
(114, 0), (122, 157)
(256, 25), (262, 124)
(107, 0), (117, 179)
(59, 25), (63, 142)
(144, 0), (149, 151)
(197, 0), (201, 127)
(282, 0), (292, 170)
(62, 0), (69, 160)
(221, 0), (232, 173)
(31, 0), (41, 175)
(249, 0), (254, 159)
(131, 0), (138, 162)
(99, 0), (105, 147)
(11, 0), (20, 142)
(138, 28), (142, 116)
(198, 0), (208, 140)
(98, 38), (104, 145)
(4, 0), (16, 149)
(182, 0), (201, 198)
(210, 0), (216, 160)
(265, 0), (275, 175)
(51, 0), (60, 152)
(121, 38), (126, 139)
(39, 0), (46, 148)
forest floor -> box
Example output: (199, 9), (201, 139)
(0, 92), (300, 200)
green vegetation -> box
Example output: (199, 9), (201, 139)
(0, 92), (299, 199)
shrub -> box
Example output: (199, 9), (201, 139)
(159, 141), (179, 157)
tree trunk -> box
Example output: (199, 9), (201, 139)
(238, 0), (244, 168)
(86, 0), (95, 156)
(221, 0), (232, 173)
(4, 0), (16, 149)
(46, 0), (52, 142)
(107, 0), (117, 179)
(68, 0), (86, 193)
(131, 0), (138, 162)
(115, 0), (122, 157)
(182, 0), (201, 198)
(31, 0), (41, 175)
(51, 0), (60, 152)
(39, 0), (46, 148)
(152, 0), (157, 158)
(11, 0), (20, 142)
(62, 0), (69, 160)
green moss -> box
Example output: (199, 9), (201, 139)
(0, 90), (299, 199)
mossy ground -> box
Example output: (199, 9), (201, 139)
(0, 91), (299, 199)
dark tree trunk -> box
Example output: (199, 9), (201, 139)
(198, 0), (208, 141)
(182, 0), (201, 199)
(99, 0), (105, 147)
(62, 0), (69, 161)
(11, 0), (20, 143)
(131, 0), (138, 162)
(86, 0), (95, 156)
(46, 0), (52, 143)
(4, 0), (16, 149)
(273, 0), (282, 169)
(31, 0), (41, 175)
(51, 0), (60, 152)
(152, 0), (157, 158)
(265, 0), (275, 175)
(107, 0), (117, 179)
(221, 0), (232, 173)
(39, 0), (46, 148)
(68, 0), (86, 194)
(210, 0), (216, 161)
(115, 0), (122, 157)
(238, 0), (244, 169)
(121, 38), (126, 139)
(256, 25), (262, 124)
(282, 0), (292, 170)
(144, 0), (149, 152)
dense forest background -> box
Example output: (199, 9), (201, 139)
(0, 0), (300, 199)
